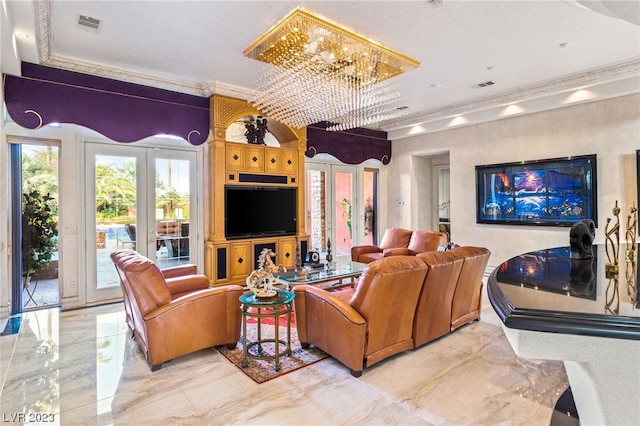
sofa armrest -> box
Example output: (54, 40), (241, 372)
(351, 245), (381, 262)
(294, 285), (367, 374)
(382, 247), (411, 257)
(165, 274), (210, 295)
(161, 264), (197, 278)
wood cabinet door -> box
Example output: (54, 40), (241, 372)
(278, 238), (297, 269)
(226, 143), (245, 171)
(245, 145), (265, 173)
(265, 147), (281, 174)
(281, 149), (298, 175)
(230, 242), (252, 281)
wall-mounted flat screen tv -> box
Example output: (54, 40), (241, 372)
(225, 186), (297, 239)
(476, 154), (597, 226)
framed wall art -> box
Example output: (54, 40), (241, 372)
(476, 154), (597, 226)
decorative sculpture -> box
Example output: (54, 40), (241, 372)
(604, 200), (621, 277)
(244, 121), (257, 144)
(569, 219), (596, 259)
(246, 248), (286, 298)
(625, 202), (637, 262)
(256, 116), (269, 145)
(325, 238), (333, 263)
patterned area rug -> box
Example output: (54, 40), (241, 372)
(217, 314), (329, 384)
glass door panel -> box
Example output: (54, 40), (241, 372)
(334, 170), (354, 258)
(13, 142), (60, 310)
(306, 168), (327, 253)
(154, 156), (193, 269)
(86, 143), (146, 302)
(363, 168), (379, 246)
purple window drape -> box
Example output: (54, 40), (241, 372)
(4, 62), (209, 145)
(306, 122), (391, 165)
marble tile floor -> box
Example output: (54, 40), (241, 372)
(0, 294), (570, 425)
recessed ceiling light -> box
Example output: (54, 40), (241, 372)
(430, 83), (442, 88)
(15, 32), (30, 39)
(565, 89), (595, 103)
(500, 104), (525, 116)
(448, 116), (468, 127)
(486, 66), (495, 71)
(559, 42), (570, 48)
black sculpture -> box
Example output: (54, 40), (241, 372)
(244, 121), (257, 144)
(256, 117), (269, 145)
(569, 219), (596, 259)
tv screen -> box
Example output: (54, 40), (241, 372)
(225, 186), (297, 239)
(476, 154), (597, 226)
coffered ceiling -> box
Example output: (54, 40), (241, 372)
(3, 0), (639, 139)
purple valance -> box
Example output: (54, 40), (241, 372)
(4, 62), (209, 145)
(306, 122), (391, 165)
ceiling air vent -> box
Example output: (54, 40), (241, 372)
(77, 15), (102, 31)
(471, 81), (495, 89)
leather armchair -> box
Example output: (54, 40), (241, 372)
(450, 246), (491, 330)
(111, 249), (242, 371)
(294, 256), (428, 377)
(351, 228), (447, 263)
(156, 221), (182, 235)
(350, 227), (413, 263)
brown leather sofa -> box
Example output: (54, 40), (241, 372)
(110, 249), (242, 371)
(296, 246), (491, 376)
(294, 256), (428, 377)
(413, 246), (491, 348)
(450, 246), (491, 330)
(351, 227), (447, 263)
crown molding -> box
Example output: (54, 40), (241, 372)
(382, 58), (640, 131)
(41, 55), (208, 96)
(203, 81), (258, 101)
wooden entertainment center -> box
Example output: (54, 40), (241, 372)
(204, 95), (309, 286)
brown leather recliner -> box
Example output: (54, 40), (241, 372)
(351, 228), (447, 263)
(412, 250), (465, 348)
(294, 256), (428, 377)
(111, 249), (242, 371)
(449, 246), (491, 330)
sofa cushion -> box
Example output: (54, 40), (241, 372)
(378, 228), (413, 250)
(407, 230), (448, 255)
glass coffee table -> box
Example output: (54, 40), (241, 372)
(277, 261), (367, 290)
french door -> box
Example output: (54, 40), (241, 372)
(85, 143), (197, 303)
(305, 163), (358, 261)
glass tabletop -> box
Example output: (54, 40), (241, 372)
(240, 289), (295, 306)
(278, 261), (367, 284)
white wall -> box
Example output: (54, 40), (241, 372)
(387, 94), (640, 268)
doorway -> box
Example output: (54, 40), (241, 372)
(84, 142), (197, 303)
(9, 138), (60, 313)
(305, 161), (379, 261)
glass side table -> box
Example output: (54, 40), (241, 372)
(239, 289), (295, 372)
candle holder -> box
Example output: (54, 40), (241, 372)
(604, 200), (621, 278)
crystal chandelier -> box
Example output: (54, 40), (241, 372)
(244, 8), (420, 131)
